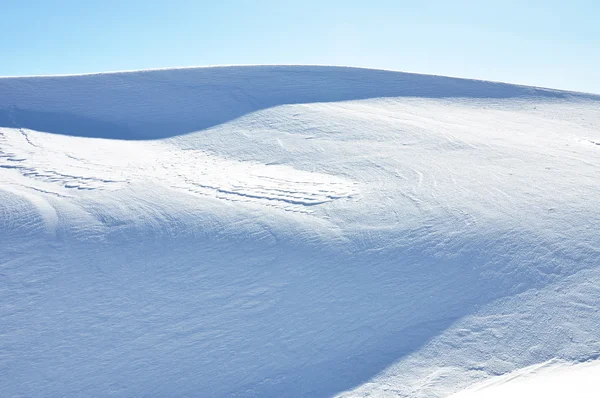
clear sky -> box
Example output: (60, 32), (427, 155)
(2, 0), (599, 93)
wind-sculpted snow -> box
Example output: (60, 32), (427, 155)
(0, 127), (355, 213)
(451, 359), (600, 397)
(1, 66), (596, 140)
(1, 66), (600, 397)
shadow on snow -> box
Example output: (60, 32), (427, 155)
(0, 66), (591, 140)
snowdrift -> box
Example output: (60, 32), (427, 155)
(1, 66), (600, 397)
(451, 359), (600, 398)
(0, 65), (590, 140)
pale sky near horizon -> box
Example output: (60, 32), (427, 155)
(2, 0), (599, 93)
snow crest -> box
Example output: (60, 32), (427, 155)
(1, 66), (600, 397)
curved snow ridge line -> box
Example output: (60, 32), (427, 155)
(216, 187), (329, 206)
(0, 127), (129, 191)
(450, 359), (600, 398)
(173, 168), (357, 212)
(157, 146), (357, 211)
(3, 65), (597, 142)
(0, 159), (125, 191)
(0, 184), (58, 236)
(0, 125), (356, 212)
(8, 106), (41, 148)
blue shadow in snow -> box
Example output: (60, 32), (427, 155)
(1, 66), (596, 140)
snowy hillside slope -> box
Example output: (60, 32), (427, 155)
(450, 359), (600, 398)
(1, 66), (600, 397)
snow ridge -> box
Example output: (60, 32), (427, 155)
(1, 66), (600, 398)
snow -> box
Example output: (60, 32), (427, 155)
(450, 359), (600, 398)
(1, 65), (600, 397)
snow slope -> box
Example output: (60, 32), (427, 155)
(1, 66), (600, 397)
(450, 359), (600, 398)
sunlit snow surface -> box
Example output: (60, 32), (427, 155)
(1, 66), (600, 397)
(450, 359), (600, 398)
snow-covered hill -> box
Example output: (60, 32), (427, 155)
(1, 66), (600, 397)
(450, 359), (600, 398)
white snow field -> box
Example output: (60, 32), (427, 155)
(450, 359), (600, 398)
(1, 66), (600, 397)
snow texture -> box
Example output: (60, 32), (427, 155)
(450, 359), (600, 398)
(1, 66), (600, 397)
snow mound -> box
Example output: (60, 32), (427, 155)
(1, 66), (600, 397)
(1, 65), (592, 140)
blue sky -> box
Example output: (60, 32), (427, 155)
(2, 0), (599, 93)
